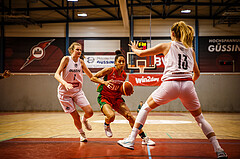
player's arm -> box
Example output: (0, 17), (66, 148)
(0, 70), (11, 79)
(192, 50), (200, 83)
(90, 67), (113, 86)
(80, 59), (93, 79)
(54, 56), (73, 91)
(129, 41), (171, 57)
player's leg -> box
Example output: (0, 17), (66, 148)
(117, 102), (155, 146)
(58, 93), (87, 142)
(58, 93), (83, 132)
(131, 81), (179, 140)
(102, 104), (115, 137)
(117, 96), (156, 149)
(180, 81), (228, 159)
(190, 109), (228, 159)
(81, 105), (93, 131)
(70, 110), (87, 142)
(74, 91), (93, 131)
(118, 81), (179, 149)
(97, 95), (115, 137)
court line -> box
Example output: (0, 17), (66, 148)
(147, 145), (152, 159)
(166, 133), (172, 139)
(0, 132), (8, 135)
(0, 132), (31, 142)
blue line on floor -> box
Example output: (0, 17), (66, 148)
(0, 132), (31, 142)
(147, 144), (152, 159)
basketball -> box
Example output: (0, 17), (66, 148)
(120, 81), (134, 96)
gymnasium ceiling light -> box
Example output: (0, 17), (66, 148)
(77, 13), (87, 17)
(181, 9), (191, 14)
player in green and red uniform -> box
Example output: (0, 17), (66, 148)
(97, 66), (126, 112)
(91, 50), (155, 146)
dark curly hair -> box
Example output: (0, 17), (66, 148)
(114, 50), (125, 62)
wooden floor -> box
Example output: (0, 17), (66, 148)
(0, 112), (240, 158)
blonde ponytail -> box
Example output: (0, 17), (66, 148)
(171, 21), (194, 48)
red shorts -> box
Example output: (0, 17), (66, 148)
(97, 94), (125, 112)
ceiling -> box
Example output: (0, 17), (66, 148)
(1, 0), (240, 27)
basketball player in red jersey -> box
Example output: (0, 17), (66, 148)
(91, 50), (155, 146)
(118, 21), (227, 159)
(55, 42), (93, 142)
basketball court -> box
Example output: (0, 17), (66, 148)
(0, 112), (239, 158)
(1, 0), (240, 159)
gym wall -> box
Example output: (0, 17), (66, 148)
(1, 19), (240, 112)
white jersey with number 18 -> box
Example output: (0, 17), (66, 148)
(161, 41), (194, 81)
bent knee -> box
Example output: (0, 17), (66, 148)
(124, 112), (135, 122)
(106, 113), (115, 122)
(85, 109), (93, 117)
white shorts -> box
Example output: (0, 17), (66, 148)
(151, 81), (200, 111)
(57, 90), (90, 113)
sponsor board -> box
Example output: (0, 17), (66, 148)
(84, 55), (115, 68)
(129, 74), (163, 86)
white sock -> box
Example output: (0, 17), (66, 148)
(128, 103), (152, 142)
(78, 128), (84, 134)
(129, 127), (139, 142)
(209, 136), (222, 152)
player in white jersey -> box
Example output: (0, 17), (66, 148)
(55, 42), (93, 142)
(118, 21), (227, 159)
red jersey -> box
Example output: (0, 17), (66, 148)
(97, 67), (127, 98)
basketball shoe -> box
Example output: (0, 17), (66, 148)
(117, 136), (134, 150)
(216, 148), (228, 159)
(142, 136), (155, 146)
(81, 116), (92, 131)
(80, 132), (87, 142)
(104, 123), (113, 137)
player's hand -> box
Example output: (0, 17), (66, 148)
(128, 41), (140, 51)
(105, 79), (114, 87)
(3, 70), (11, 78)
(126, 90), (134, 96)
(64, 83), (73, 91)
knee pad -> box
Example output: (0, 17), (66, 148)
(195, 113), (214, 136)
(135, 102), (152, 127)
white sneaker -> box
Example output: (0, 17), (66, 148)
(216, 148), (228, 159)
(142, 136), (155, 146)
(80, 132), (87, 142)
(117, 136), (135, 150)
(82, 116), (92, 131)
(104, 124), (113, 137)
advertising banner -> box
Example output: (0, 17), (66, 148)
(199, 36), (240, 72)
(84, 55), (115, 68)
(129, 74), (163, 86)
